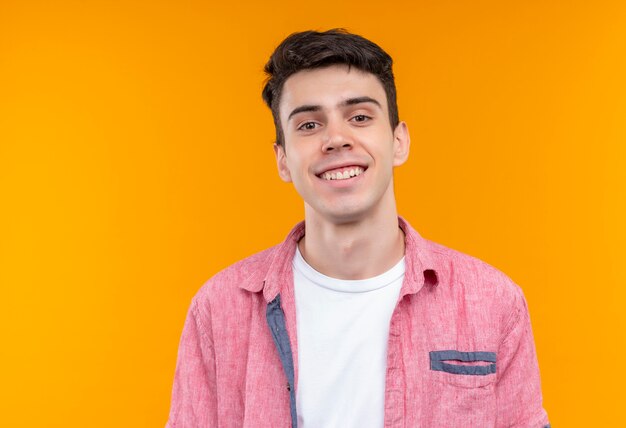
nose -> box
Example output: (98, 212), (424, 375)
(321, 120), (353, 153)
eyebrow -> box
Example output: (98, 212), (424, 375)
(287, 104), (321, 121)
(287, 96), (382, 122)
(342, 96), (381, 109)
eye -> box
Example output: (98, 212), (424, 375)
(297, 121), (319, 131)
(351, 114), (371, 123)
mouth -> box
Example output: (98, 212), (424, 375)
(316, 165), (366, 181)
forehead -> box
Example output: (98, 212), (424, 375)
(278, 65), (388, 119)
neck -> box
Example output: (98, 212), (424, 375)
(299, 202), (405, 280)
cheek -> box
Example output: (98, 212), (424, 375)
(284, 155), (307, 184)
(372, 145), (396, 168)
(286, 147), (314, 174)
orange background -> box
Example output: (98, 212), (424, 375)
(1, 0), (625, 426)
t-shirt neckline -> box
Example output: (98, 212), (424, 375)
(293, 246), (405, 293)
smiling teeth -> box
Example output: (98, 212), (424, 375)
(321, 167), (364, 181)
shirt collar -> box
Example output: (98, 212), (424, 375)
(239, 217), (439, 302)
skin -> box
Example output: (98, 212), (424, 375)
(274, 64), (410, 280)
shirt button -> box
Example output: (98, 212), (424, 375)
(286, 383), (291, 391)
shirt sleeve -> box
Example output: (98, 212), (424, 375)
(495, 290), (550, 428)
(166, 298), (218, 428)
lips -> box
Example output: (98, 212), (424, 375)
(318, 166), (365, 181)
(315, 160), (369, 181)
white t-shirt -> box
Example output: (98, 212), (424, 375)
(293, 246), (405, 428)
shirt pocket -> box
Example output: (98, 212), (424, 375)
(423, 350), (497, 427)
(429, 350), (496, 388)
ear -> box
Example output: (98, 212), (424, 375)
(273, 143), (293, 183)
(392, 121), (410, 166)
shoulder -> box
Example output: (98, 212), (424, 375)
(190, 244), (279, 310)
(418, 238), (531, 341)
(424, 238), (527, 314)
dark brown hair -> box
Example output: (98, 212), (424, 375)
(262, 29), (399, 147)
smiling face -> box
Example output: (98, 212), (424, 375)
(274, 64), (410, 225)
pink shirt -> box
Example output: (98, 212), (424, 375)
(166, 218), (550, 427)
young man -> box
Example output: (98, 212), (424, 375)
(166, 29), (550, 427)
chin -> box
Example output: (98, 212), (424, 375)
(304, 194), (385, 225)
(318, 205), (372, 225)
